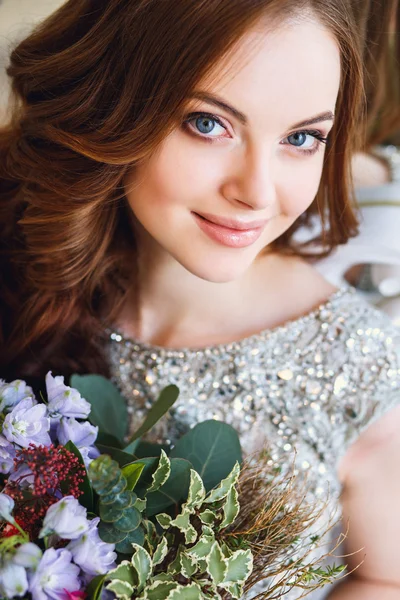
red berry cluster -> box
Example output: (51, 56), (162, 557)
(3, 444), (85, 539)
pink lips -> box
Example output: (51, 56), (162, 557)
(192, 212), (268, 248)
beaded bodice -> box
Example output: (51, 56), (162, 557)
(108, 286), (400, 598)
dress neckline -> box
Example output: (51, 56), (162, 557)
(109, 286), (355, 355)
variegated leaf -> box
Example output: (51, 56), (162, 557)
(170, 510), (197, 544)
(186, 534), (215, 560)
(219, 484), (240, 529)
(134, 497), (147, 512)
(106, 561), (136, 585)
(142, 579), (177, 600)
(204, 462), (240, 504)
(223, 549), (253, 584)
(180, 552), (197, 578)
(219, 581), (244, 600)
(146, 450), (171, 493)
(206, 541), (228, 586)
(198, 509), (215, 525)
(131, 543), (152, 592)
(152, 536), (169, 566)
(156, 513), (172, 529)
(166, 582), (203, 600)
(184, 470), (206, 510)
(106, 580), (134, 600)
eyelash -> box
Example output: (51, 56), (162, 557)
(182, 111), (329, 156)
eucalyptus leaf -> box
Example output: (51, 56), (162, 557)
(71, 374), (128, 442)
(126, 385), (179, 444)
(99, 503), (124, 523)
(63, 441), (93, 512)
(169, 421), (242, 491)
(98, 521), (127, 544)
(114, 506), (141, 532)
(115, 526), (145, 553)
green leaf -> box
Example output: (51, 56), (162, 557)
(63, 441), (93, 512)
(123, 438), (141, 455)
(144, 581), (178, 600)
(103, 490), (136, 511)
(146, 450), (171, 493)
(206, 542), (228, 586)
(130, 543), (152, 592)
(166, 583), (203, 600)
(204, 462), (240, 504)
(129, 457), (159, 498)
(107, 561), (136, 585)
(122, 462), (145, 491)
(170, 421), (242, 491)
(126, 385), (179, 444)
(95, 431), (123, 449)
(184, 470), (206, 511)
(71, 374), (128, 442)
(223, 549), (253, 585)
(180, 553), (197, 579)
(156, 513), (172, 529)
(134, 497), (147, 512)
(132, 441), (170, 458)
(114, 506), (141, 532)
(95, 444), (138, 468)
(145, 459), (191, 517)
(115, 526), (145, 553)
(187, 533), (215, 560)
(198, 510), (215, 525)
(152, 536), (169, 566)
(98, 521), (127, 543)
(106, 580), (134, 600)
(99, 503), (124, 523)
(170, 510), (197, 544)
(218, 483), (240, 529)
(86, 574), (106, 600)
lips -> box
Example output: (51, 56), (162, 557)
(192, 212), (268, 249)
(193, 211), (269, 231)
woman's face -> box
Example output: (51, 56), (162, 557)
(125, 17), (341, 283)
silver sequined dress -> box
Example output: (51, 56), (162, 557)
(108, 286), (400, 599)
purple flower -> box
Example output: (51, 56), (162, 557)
(0, 379), (34, 414)
(0, 561), (28, 598)
(40, 496), (89, 540)
(67, 517), (116, 576)
(0, 435), (16, 474)
(46, 373), (90, 421)
(28, 548), (81, 600)
(13, 543), (42, 569)
(0, 493), (15, 523)
(3, 399), (51, 448)
(57, 418), (98, 448)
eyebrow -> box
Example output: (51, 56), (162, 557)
(190, 91), (335, 129)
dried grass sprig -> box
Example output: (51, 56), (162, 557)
(220, 449), (364, 599)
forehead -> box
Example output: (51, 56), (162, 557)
(197, 17), (341, 128)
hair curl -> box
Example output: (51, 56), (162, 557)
(0, 0), (363, 383)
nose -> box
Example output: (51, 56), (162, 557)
(220, 143), (276, 211)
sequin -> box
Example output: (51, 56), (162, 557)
(108, 287), (400, 599)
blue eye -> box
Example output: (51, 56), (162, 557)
(184, 112), (228, 138)
(288, 132), (307, 146)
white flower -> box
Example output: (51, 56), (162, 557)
(0, 435), (16, 474)
(28, 548), (81, 600)
(3, 399), (51, 448)
(0, 379), (34, 414)
(13, 543), (42, 569)
(67, 517), (116, 576)
(39, 496), (89, 540)
(57, 418), (98, 448)
(0, 561), (28, 598)
(46, 373), (90, 420)
(0, 493), (15, 523)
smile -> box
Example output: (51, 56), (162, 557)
(192, 212), (268, 248)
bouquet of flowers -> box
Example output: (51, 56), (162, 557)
(0, 373), (348, 600)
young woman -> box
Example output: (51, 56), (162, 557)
(1, 1), (400, 598)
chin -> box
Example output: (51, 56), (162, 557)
(176, 253), (252, 284)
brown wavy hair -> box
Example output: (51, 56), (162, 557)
(0, 0), (363, 383)
(351, 0), (400, 146)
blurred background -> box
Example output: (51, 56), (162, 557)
(1, 0), (400, 324)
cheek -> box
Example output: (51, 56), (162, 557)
(278, 159), (324, 217)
